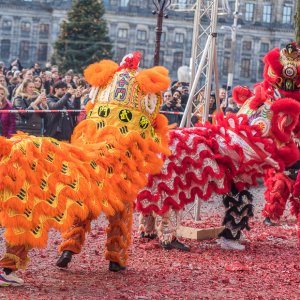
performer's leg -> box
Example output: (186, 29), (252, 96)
(138, 212), (156, 239)
(219, 187), (253, 251)
(105, 201), (133, 272)
(156, 210), (190, 252)
(0, 244), (29, 286)
(56, 217), (92, 268)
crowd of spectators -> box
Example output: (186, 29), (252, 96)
(0, 58), (242, 139)
(161, 83), (240, 127)
(0, 59), (90, 141)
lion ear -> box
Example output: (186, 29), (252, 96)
(84, 60), (119, 87)
(135, 66), (170, 94)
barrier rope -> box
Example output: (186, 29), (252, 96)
(0, 109), (185, 115)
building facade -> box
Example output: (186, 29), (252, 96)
(105, 0), (295, 85)
(0, 0), (296, 86)
(0, 0), (72, 68)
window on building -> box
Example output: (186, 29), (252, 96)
(224, 38), (231, 49)
(136, 49), (145, 67)
(241, 58), (251, 78)
(116, 47), (127, 63)
(262, 5), (272, 23)
(177, 0), (187, 9)
(137, 30), (147, 41)
(38, 43), (48, 61)
(173, 51), (183, 70)
(245, 3), (254, 21)
(222, 57), (230, 75)
(0, 40), (11, 59)
(258, 59), (264, 79)
(21, 21), (31, 33)
(161, 32), (166, 43)
(174, 33), (184, 43)
(117, 28), (128, 39)
(282, 5), (292, 24)
(120, 0), (129, 6)
(19, 41), (30, 61)
(260, 42), (269, 52)
(2, 19), (12, 31)
(39, 24), (49, 38)
(242, 41), (252, 51)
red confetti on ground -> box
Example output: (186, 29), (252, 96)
(225, 262), (251, 272)
(0, 186), (299, 299)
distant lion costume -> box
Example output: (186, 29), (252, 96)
(0, 52), (170, 286)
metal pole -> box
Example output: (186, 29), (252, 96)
(154, 10), (164, 66)
(190, 0), (201, 87)
(214, 41), (221, 112)
(194, 0), (219, 221)
(180, 35), (212, 127)
(226, 0), (239, 91)
(202, 0), (219, 123)
(152, 0), (171, 66)
(185, 0), (202, 128)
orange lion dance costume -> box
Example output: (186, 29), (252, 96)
(0, 52), (170, 286)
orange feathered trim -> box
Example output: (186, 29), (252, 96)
(84, 60), (119, 87)
(0, 137), (13, 157)
(0, 121), (169, 248)
(136, 67), (170, 94)
(85, 101), (95, 113)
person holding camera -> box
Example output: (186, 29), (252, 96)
(45, 81), (82, 141)
(13, 79), (47, 136)
(161, 90), (184, 127)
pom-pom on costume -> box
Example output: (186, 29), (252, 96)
(137, 44), (300, 250)
(0, 52), (171, 285)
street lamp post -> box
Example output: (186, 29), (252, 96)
(152, 0), (171, 66)
(226, 0), (240, 91)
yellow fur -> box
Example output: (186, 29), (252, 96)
(0, 56), (171, 268)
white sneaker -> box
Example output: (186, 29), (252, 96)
(219, 237), (245, 251)
(0, 271), (24, 287)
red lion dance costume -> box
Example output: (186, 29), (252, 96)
(0, 53), (171, 286)
(258, 43), (300, 229)
(137, 43), (300, 251)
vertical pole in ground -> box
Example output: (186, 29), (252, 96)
(152, 0), (172, 66)
(226, 0), (239, 91)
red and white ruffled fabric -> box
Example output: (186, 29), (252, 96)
(136, 114), (283, 216)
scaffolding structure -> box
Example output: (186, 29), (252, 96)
(170, 0), (230, 221)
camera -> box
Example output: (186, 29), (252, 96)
(170, 97), (177, 108)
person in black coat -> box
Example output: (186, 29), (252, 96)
(44, 81), (82, 141)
